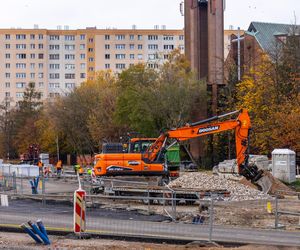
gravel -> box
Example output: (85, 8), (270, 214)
(169, 172), (270, 201)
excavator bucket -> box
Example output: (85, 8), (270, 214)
(255, 172), (273, 194)
(254, 171), (292, 194)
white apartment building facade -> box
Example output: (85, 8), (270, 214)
(0, 27), (184, 107)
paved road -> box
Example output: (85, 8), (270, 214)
(0, 201), (299, 247)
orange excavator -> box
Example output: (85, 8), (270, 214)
(93, 109), (272, 192)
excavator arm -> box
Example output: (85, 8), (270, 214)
(144, 109), (271, 192)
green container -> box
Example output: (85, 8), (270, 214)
(166, 145), (180, 164)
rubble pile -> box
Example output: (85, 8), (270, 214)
(169, 172), (270, 201)
(214, 155), (270, 175)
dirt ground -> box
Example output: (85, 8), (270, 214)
(0, 232), (299, 250)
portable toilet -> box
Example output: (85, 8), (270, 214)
(272, 149), (296, 183)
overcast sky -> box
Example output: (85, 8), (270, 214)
(0, 0), (299, 30)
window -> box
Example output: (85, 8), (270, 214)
(30, 63), (35, 69)
(164, 45), (174, 50)
(105, 64), (110, 69)
(88, 38), (94, 43)
(49, 92), (60, 98)
(129, 63), (134, 67)
(16, 63), (26, 69)
(38, 44), (43, 49)
(105, 44), (110, 50)
(163, 35), (174, 41)
(30, 73), (35, 79)
(49, 73), (60, 79)
(5, 53), (11, 59)
(116, 64), (126, 69)
(148, 35), (158, 40)
(129, 44), (135, 50)
(130, 54), (135, 59)
(80, 44), (85, 50)
(38, 53), (44, 59)
(16, 34), (26, 40)
(5, 63), (10, 69)
(80, 63), (86, 69)
(50, 35), (59, 40)
(49, 83), (60, 88)
(88, 48), (94, 52)
(50, 64), (60, 69)
(116, 35), (125, 40)
(65, 83), (75, 88)
(178, 45), (184, 50)
(137, 54), (143, 60)
(115, 44), (125, 50)
(179, 35), (184, 40)
(16, 73), (26, 78)
(105, 54), (110, 59)
(16, 44), (26, 49)
(65, 45), (75, 50)
(16, 92), (24, 98)
(30, 34), (35, 40)
(5, 73), (11, 78)
(129, 35), (134, 40)
(5, 44), (10, 49)
(49, 54), (59, 60)
(80, 54), (86, 59)
(80, 73), (86, 78)
(105, 35), (110, 40)
(30, 44), (35, 49)
(38, 34), (43, 40)
(38, 82), (44, 88)
(154, 54), (165, 63)
(148, 44), (158, 50)
(138, 35), (142, 40)
(80, 34), (85, 40)
(115, 54), (126, 59)
(16, 53), (26, 59)
(38, 63), (43, 69)
(148, 63), (159, 69)
(49, 45), (59, 50)
(65, 73), (75, 79)
(88, 57), (94, 62)
(65, 64), (75, 70)
(5, 92), (10, 97)
(65, 54), (75, 60)
(5, 34), (10, 40)
(38, 73), (44, 79)
(30, 53), (36, 59)
(88, 67), (94, 71)
(138, 44), (143, 50)
(5, 82), (10, 88)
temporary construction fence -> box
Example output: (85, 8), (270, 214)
(0, 173), (299, 245)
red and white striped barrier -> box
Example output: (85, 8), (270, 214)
(73, 188), (86, 233)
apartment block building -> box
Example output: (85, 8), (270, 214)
(0, 27), (184, 106)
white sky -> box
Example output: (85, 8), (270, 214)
(0, 0), (299, 30)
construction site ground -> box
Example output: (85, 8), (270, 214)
(0, 232), (299, 250)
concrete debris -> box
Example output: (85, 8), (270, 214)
(169, 172), (270, 201)
(215, 155), (271, 175)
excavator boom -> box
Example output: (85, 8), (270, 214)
(144, 109), (272, 192)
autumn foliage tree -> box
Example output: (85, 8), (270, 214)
(236, 33), (300, 154)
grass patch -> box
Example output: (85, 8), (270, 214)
(289, 179), (300, 191)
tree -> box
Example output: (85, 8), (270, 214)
(236, 32), (300, 154)
(115, 50), (206, 137)
(12, 82), (43, 155)
(87, 71), (126, 148)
